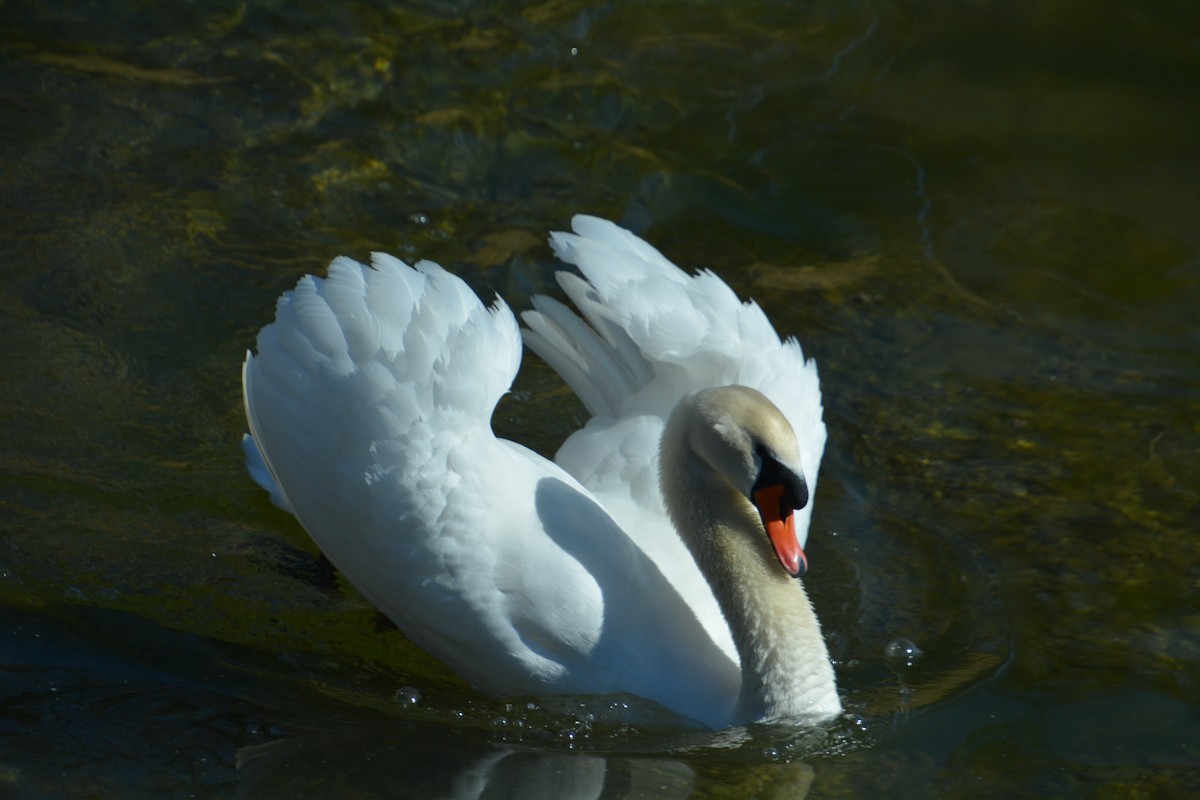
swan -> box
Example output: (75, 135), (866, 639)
(241, 215), (840, 729)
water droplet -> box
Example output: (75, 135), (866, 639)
(884, 638), (923, 665)
(393, 686), (421, 707)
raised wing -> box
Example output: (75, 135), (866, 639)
(521, 216), (826, 662)
(242, 251), (737, 721)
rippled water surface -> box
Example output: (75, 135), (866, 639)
(2, 1), (1198, 797)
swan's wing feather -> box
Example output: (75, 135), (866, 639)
(243, 253), (738, 715)
(522, 292), (643, 418)
(520, 216), (826, 660)
(243, 256), (601, 692)
(530, 215), (826, 519)
(241, 431), (292, 512)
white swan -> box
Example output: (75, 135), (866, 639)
(241, 215), (840, 729)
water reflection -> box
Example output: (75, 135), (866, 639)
(237, 735), (815, 799)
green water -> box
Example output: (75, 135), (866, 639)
(1, 1), (1197, 796)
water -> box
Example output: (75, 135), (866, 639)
(1, 1), (1198, 796)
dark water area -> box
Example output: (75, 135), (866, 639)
(1, 1), (1198, 797)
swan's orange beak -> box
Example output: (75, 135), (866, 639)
(753, 484), (808, 578)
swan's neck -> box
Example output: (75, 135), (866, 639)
(716, 510), (840, 722)
(668, 470), (841, 724)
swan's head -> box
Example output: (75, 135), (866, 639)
(662, 385), (811, 578)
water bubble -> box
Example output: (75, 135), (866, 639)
(884, 638), (923, 665)
(393, 686), (422, 707)
(408, 213), (429, 225)
(761, 746), (781, 760)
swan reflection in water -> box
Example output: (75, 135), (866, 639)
(235, 725), (815, 799)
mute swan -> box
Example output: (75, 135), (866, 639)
(242, 215), (840, 729)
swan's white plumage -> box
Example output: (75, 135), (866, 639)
(243, 216), (832, 729)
